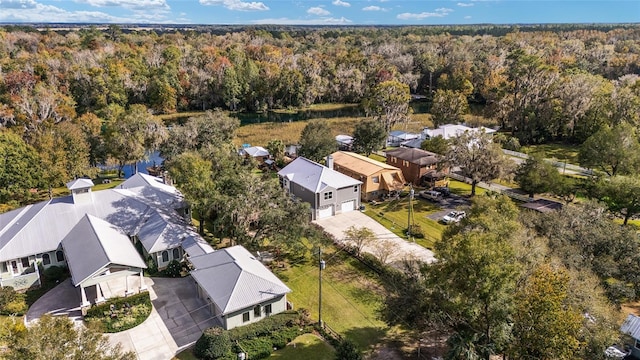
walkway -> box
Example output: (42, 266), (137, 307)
(26, 276), (218, 360)
(314, 211), (436, 265)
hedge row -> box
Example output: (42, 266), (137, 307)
(84, 291), (152, 332)
(194, 310), (312, 360)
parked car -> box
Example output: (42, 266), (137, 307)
(419, 190), (443, 202)
(442, 210), (466, 224)
(433, 187), (451, 197)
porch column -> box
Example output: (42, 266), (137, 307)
(95, 283), (105, 304)
(125, 275), (133, 296)
(139, 270), (147, 291)
(80, 286), (90, 307)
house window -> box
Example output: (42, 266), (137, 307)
(1, 262), (6, 273)
(242, 312), (250, 322)
(265, 304), (272, 316)
(324, 192), (333, 200)
(42, 253), (51, 266)
(172, 248), (180, 260)
(353, 185), (358, 192)
(391, 157), (397, 163)
(162, 251), (169, 262)
(11, 261), (18, 274)
(254, 305), (261, 317)
(56, 250), (65, 262)
(21, 257), (29, 268)
(372, 176), (379, 183)
(403, 160), (409, 167)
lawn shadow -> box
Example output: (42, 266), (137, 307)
(342, 326), (388, 352)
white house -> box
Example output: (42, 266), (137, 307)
(190, 245), (291, 330)
(422, 124), (497, 141)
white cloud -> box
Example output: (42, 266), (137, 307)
(332, 0), (350, 7)
(362, 5), (382, 11)
(307, 6), (330, 16)
(457, 2), (474, 7)
(252, 16), (352, 25)
(76, 0), (169, 10)
(199, 0), (269, 11)
(397, 7), (453, 20)
(464, 15), (472, 19)
(0, 0), (38, 9)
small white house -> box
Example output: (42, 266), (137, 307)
(190, 246), (291, 330)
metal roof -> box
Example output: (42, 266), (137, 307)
(278, 157), (361, 193)
(621, 314), (640, 339)
(190, 245), (291, 315)
(62, 214), (146, 287)
(242, 146), (270, 157)
(423, 124), (497, 140)
(0, 182), (190, 262)
(66, 178), (95, 190)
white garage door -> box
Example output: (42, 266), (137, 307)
(318, 206), (333, 219)
(341, 200), (355, 213)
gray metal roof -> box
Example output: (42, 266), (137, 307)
(621, 314), (640, 339)
(386, 147), (440, 166)
(62, 214), (146, 287)
(118, 173), (185, 209)
(0, 182), (190, 262)
(66, 178), (94, 190)
(182, 234), (215, 257)
(190, 246), (291, 315)
(278, 157), (361, 193)
(243, 146), (269, 157)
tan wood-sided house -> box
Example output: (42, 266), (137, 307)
(330, 151), (406, 201)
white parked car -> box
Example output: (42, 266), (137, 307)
(442, 210), (466, 224)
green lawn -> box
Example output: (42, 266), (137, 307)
(270, 333), (335, 360)
(448, 179), (487, 196)
(364, 196), (444, 249)
(276, 246), (389, 353)
(521, 143), (581, 165)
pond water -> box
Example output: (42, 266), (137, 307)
(119, 151), (164, 178)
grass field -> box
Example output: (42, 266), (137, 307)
(521, 142), (581, 165)
(364, 196), (444, 249)
(271, 333), (335, 360)
(275, 246), (389, 354)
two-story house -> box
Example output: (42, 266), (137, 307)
(386, 147), (447, 186)
(277, 156), (362, 220)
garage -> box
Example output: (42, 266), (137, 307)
(317, 206), (334, 219)
(341, 200), (355, 213)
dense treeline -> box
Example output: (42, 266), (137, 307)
(1, 25), (639, 141)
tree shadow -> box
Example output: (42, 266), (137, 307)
(342, 326), (388, 353)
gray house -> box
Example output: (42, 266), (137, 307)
(277, 156), (362, 220)
(621, 314), (640, 358)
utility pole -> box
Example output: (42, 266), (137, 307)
(407, 185), (414, 241)
(318, 247), (325, 328)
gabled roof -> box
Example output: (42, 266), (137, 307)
(331, 151), (401, 176)
(621, 314), (640, 339)
(243, 146), (269, 157)
(190, 246), (291, 315)
(0, 182), (191, 262)
(386, 147), (440, 166)
(389, 131), (420, 141)
(62, 214), (146, 287)
(401, 138), (424, 149)
(335, 135), (353, 145)
(66, 178), (94, 190)
(278, 157), (361, 193)
(118, 173), (184, 209)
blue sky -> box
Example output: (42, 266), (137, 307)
(0, 0), (638, 25)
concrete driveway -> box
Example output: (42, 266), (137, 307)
(26, 276), (218, 360)
(314, 211), (436, 264)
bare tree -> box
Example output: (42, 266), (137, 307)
(343, 226), (375, 256)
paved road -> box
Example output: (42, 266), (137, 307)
(314, 211), (436, 265)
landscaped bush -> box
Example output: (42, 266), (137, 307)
(194, 327), (232, 360)
(42, 265), (66, 283)
(406, 224), (425, 239)
(334, 339), (363, 360)
(194, 310), (312, 360)
(0, 286), (27, 316)
(163, 260), (182, 278)
(84, 292), (151, 333)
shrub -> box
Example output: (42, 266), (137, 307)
(334, 339), (363, 360)
(194, 327), (233, 360)
(0, 287), (27, 315)
(164, 260), (182, 278)
(42, 265), (66, 283)
(406, 224), (425, 239)
(84, 292), (152, 332)
(146, 257), (158, 275)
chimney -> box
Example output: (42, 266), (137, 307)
(326, 155), (334, 170)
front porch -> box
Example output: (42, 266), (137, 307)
(78, 270), (147, 313)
